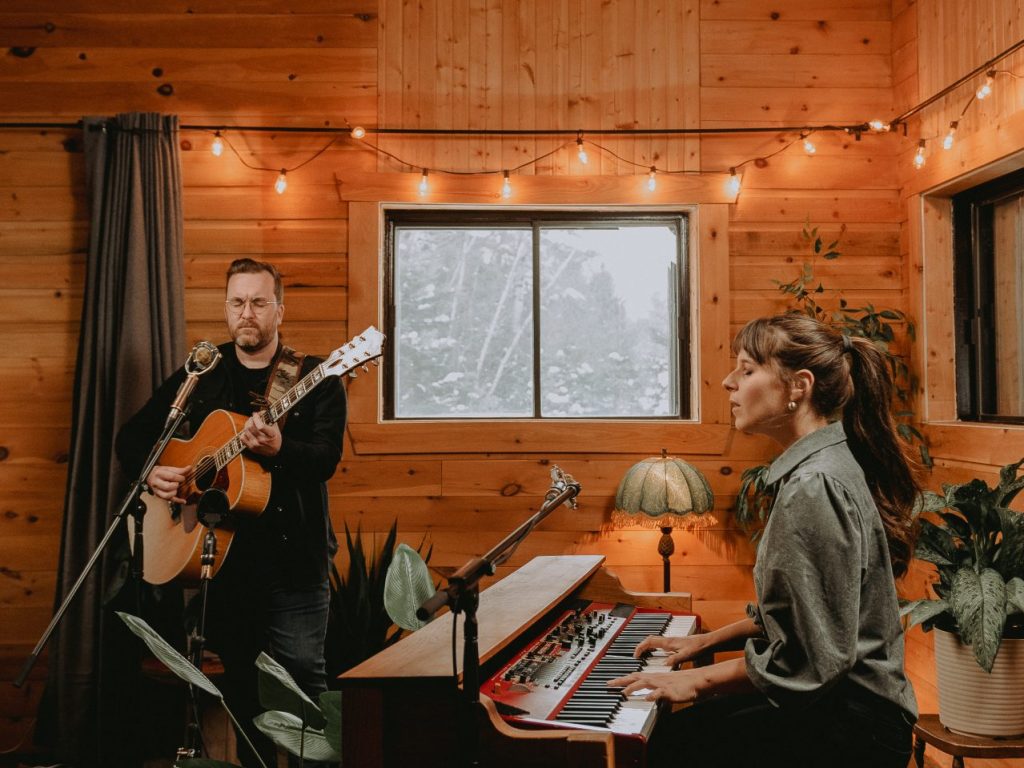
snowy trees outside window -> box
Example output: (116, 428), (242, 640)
(388, 212), (689, 419)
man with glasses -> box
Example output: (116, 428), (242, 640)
(116, 257), (346, 766)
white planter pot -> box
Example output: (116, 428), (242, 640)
(934, 627), (1024, 737)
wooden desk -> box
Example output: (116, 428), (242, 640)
(913, 714), (1024, 768)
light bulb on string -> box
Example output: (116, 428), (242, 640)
(976, 71), (995, 100)
(802, 135), (817, 155)
(576, 137), (589, 165)
(726, 168), (741, 197)
(913, 140), (926, 169)
(647, 167), (657, 192)
(943, 121), (958, 150)
(418, 168), (429, 196)
(211, 131), (224, 157)
(274, 169), (288, 195)
(501, 170), (512, 199)
(350, 126), (366, 139)
(868, 119), (890, 133)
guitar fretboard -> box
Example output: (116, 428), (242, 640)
(213, 363), (326, 470)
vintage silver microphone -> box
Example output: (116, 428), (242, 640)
(165, 341), (222, 426)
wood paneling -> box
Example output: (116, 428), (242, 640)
(0, 0), (966, 757)
(901, 4), (1024, 766)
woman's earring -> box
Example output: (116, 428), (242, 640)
(787, 401), (798, 412)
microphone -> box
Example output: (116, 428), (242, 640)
(165, 342), (222, 427)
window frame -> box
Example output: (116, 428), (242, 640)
(382, 208), (692, 421)
(338, 171), (733, 457)
(952, 167), (1024, 424)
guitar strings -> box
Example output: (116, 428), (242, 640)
(174, 364), (325, 491)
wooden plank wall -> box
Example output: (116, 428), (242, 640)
(0, 0), (956, 756)
(897, 2), (1024, 766)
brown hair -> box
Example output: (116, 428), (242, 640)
(225, 258), (284, 303)
(733, 313), (920, 578)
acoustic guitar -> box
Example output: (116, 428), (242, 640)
(130, 326), (385, 584)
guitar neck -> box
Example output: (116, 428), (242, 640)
(216, 362), (327, 469)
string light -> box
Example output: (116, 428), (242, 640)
(976, 70), (995, 100)
(942, 121), (958, 150)
(726, 168), (741, 196)
(171, 42), (1024, 193)
(576, 136), (589, 165)
(913, 140), (926, 169)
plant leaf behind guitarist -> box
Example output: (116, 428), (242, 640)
(115, 258), (347, 768)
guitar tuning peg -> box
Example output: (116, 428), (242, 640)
(348, 370), (358, 378)
(361, 364), (369, 372)
(372, 359), (381, 366)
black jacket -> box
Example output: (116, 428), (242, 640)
(115, 341), (347, 587)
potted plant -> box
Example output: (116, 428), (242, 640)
(902, 458), (1024, 737)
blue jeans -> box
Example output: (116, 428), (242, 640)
(202, 574), (331, 767)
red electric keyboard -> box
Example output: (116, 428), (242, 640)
(484, 602), (697, 740)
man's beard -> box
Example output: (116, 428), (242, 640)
(233, 324), (272, 353)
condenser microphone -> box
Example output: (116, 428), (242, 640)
(165, 342), (222, 427)
(191, 340), (221, 373)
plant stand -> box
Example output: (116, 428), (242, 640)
(913, 714), (1024, 768)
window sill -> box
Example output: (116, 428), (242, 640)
(347, 419), (732, 456)
(922, 421), (1024, 465)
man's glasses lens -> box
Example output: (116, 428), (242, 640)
(226, 298), (276, 313)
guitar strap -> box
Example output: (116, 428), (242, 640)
(263, 345), (305, 429)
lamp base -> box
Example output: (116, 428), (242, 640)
(658, 526), (674, 592)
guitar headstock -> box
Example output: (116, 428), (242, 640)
(323, 326), (386, 378)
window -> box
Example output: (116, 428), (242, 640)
(953, 168), (1024, 423)
(384, 210), (690, 420)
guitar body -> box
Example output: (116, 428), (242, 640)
(129, 409), (271, 585)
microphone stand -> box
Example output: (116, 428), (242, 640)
(14, 401), (192, 688)
(15, 341), (221, 692)
(179, 488), (228, 761)
(416, 466), (581, 768)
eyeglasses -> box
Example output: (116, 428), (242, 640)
(225, 297), (280, 315)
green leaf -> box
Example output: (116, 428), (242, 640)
(384, 543), (437, 631)
(116, 612), (222, 699)
(823, 250), (841, 260)
(255, 652), (326, 731)
(996, 457), (1024, 507)
(913, 491), (949, 515)
(901, 598), (949, 628)
(948, 567), (1007, 672)
(253, 711), (341, 762)
(320, 690), (343, 754)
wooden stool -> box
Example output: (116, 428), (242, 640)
(913, 714), (1024, 768)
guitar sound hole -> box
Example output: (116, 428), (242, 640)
(195, 457), (217, 492)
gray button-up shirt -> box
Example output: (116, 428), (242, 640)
(745, 421), (918, 717)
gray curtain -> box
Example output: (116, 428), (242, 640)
(36, 113), (186, 766)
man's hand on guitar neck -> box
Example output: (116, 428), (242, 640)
(146, 464), (192, 504)
(239, 411), (282, 457)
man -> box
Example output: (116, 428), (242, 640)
(116, 258), (346, 766)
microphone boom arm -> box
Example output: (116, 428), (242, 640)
(416, 466), (580, 622)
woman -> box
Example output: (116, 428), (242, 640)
(610, 314), (919, 768)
